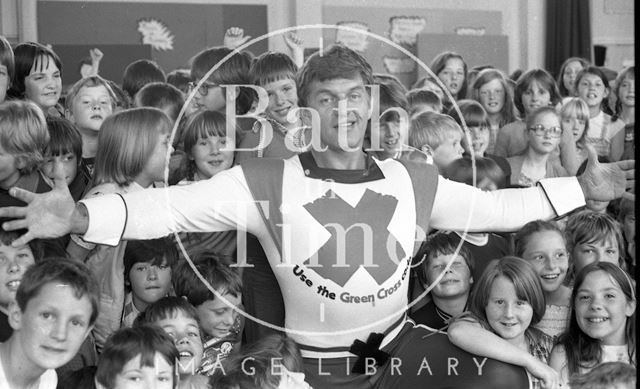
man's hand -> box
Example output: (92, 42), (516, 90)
(577, 144), (635, 202)
(0, 164), (83, 246)
(223, 27), (251, 50)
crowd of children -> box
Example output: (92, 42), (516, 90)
(0, 24), (635, 389)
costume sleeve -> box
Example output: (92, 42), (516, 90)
(430, 175), (586, 232)
(80, 166), (260, 246)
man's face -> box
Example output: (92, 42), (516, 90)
(304, 75), (371, 152)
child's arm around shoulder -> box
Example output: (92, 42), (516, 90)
(448, 314), (532, 367)
(548, 343), (570, 386)
(448, 314), (561, 387)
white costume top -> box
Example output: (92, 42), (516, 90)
(80, 153), (585, 358)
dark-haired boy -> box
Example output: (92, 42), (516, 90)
(43, 116), (89, 203)
(172, 251), (242, 375)
(135, 296), (206, 380)
(0, 258), (98, 388)
(411, 232), (474, 331)
(121, 238), (177, 328)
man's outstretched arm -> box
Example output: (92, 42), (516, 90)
(0, 165), (259, 247)
(431, 144), (634, 232)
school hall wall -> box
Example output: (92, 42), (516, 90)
(0, 0), (540, 74)
(0, 0), (633, 74)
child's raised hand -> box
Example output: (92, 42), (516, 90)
(0, 163), (79, 246)
(283, 31), (304, 51)
(577, 143), (635, 202)
(283, 31), (304, 68)
(224, 27), (251, 49)
(90, 48), (104, 64)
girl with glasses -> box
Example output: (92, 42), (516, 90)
(507, 107), (570, 187)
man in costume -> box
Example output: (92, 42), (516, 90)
(0, 45), (633, 389)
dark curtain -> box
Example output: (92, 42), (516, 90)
(545, 0), (592, 77)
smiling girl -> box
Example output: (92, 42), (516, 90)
(8, 42), (63, 117)
(448, 256), (560, 389)
(173, 110), (238, 259)
(515, 220), (572, 339)
(549, 262), (636, 386)
(575, 66), (625, 158)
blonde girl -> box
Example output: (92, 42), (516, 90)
(515, 220), (572, 339)
(448, 256), (560, 389)
(559, 97), (591, 174)
(66, 107), (173, 350)
(549, 262), (636, 386)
